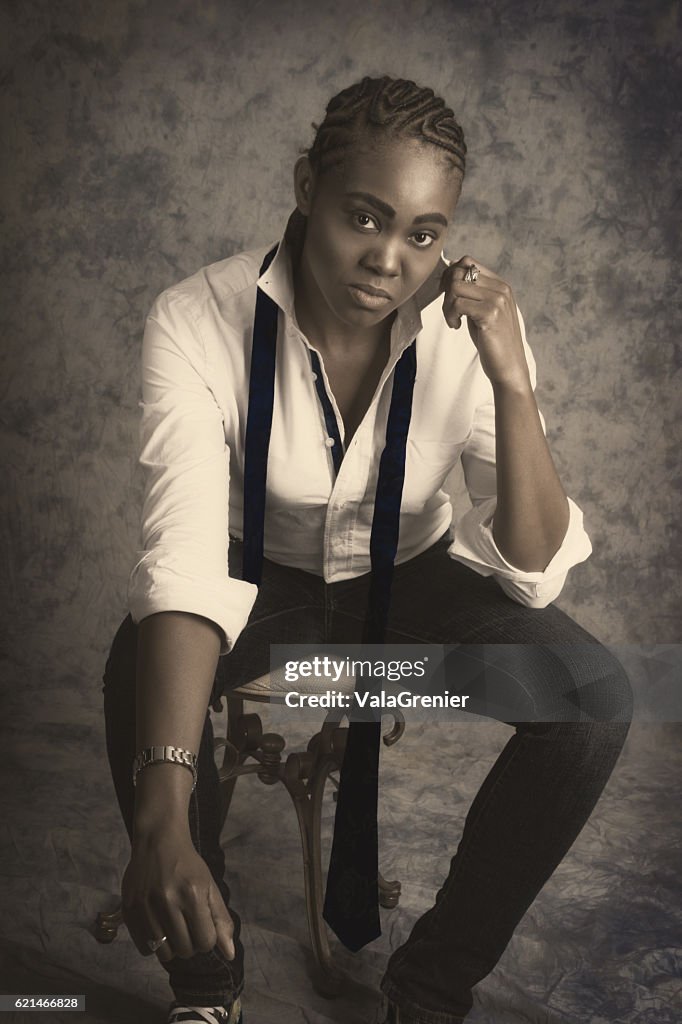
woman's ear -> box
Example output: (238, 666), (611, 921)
(293, 156), (316, 216)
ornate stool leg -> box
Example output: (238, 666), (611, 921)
(378, 872), (401, 908)
(284, 747), (344, 997)
(94, 905), (124, 943)
(378, 711), (404, 908)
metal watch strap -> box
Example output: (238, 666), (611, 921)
(132, 745), (198, 793)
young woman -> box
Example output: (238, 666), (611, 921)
(102, 76), (633, 1024)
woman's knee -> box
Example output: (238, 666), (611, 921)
(558, 642), (634, 724)
(486, 641), (634, 730)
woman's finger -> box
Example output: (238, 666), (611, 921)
(151, 935), (175, 964)
(443, 265), (507, 298)
(442, 295), (492, 331)
(123, 895), (175, 961)
(179, 880), (221, 956)
(149, 889), (196, 961)
(446, 279), (499, 304)
(452, 254), (507, 285)
(208, 880), (236, 961)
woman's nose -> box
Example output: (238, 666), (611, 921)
(361, 243), (400, 278)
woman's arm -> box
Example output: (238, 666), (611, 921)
(121, 286), (257, 964)
(490, 378), (569, 572)
(132, 610), (221, 839)
(442, 255), (591, 602)
(122, 607), (236, 965)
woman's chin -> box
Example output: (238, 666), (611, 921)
(337, 295), (396, 330)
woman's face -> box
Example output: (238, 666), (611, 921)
(294, 137), (462, 332)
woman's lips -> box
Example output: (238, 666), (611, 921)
(348, 285), (393, 309)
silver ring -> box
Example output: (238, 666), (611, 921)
(147, 934), (168, 953)
(463, 264), (480, 283)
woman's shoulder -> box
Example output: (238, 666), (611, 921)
(150, 239), (276, 322)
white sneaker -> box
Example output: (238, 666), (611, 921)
(167, 997), (242, 1024)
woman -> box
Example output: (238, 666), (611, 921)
(103, 76), (633, 1024)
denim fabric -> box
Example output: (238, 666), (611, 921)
(102, 531), (633, 1019)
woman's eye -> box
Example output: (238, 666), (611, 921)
(412, 232), (434, 248)
(353, 213), (378, 230)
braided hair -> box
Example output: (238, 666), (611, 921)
(305, 75), (467, 180)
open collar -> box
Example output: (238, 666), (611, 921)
(257, 208), (450, 354)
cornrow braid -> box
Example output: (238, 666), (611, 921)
(306, 75), (467, 178)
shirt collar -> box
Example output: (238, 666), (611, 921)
(257, 207), (450, 353)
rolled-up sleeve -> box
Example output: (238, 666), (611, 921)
(127, 288), (258, 655)
(447, 306), (592, 608)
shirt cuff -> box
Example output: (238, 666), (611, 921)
(127, 555), (259, 655)
(448, 496), (593, 608)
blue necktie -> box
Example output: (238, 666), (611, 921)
(243, 244), (417, 951)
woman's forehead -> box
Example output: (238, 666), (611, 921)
(321, 139), (461, 220)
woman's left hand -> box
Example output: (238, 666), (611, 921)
(439, 256), (531, 391)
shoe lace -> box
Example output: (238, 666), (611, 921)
(168, 1000), (240, 1024)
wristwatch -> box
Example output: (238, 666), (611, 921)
(132, 745), (198, 793)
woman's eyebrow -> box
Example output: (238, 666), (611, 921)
(344, 191), (448, 227)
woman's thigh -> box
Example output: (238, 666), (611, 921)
(329, 533), (596, 643)
(330, 536), (634, 725)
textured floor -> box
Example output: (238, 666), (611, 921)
(2, 678), (681, 1024)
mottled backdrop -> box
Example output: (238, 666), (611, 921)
(1, 1), (680, 1021)
(2, 0), (679, 671)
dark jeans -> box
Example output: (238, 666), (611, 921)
(102, 531), (633, 1022)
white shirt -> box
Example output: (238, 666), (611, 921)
(127, 209), (592, 655)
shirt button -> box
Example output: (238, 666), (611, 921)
(311, 372), (318, 382)
(325, 437), (335, 447)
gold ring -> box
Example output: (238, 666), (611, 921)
(147, 935), (168, 953)
(463, 265), (479, 283)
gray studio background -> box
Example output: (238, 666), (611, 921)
(1, 2), (680, 1023)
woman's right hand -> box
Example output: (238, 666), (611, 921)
(121, 823), (236, 964)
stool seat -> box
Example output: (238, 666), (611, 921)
(227, 659), (357, 701)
